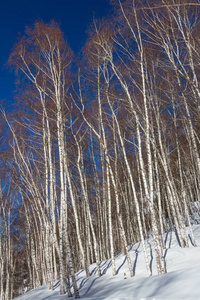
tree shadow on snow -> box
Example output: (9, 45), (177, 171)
(174, 228), (182, 247)
(90, 267), (97, 276)
(78, 277), (90, 290)
(133, 243), (140, 275)
(53, 281), (60, 289)
(133, 271), (178, 299)
(100, 260), (107, 268)
(102, 260), (112, 275)
(147, 240), (153, 274)
(188, 233), (195, 247)
(90, 261), (107, 276)
(116, 256), (127, 274)
(76, 269), (84, 277)
(165, 230), (172, 249)
(148, 272), (178, 298)
(82, 276), (99, 297)
(129, 244), (134, 251)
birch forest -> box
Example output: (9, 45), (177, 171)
(1, 0), (200, 299)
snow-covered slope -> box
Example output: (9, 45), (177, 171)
(14, 224), (200, 300)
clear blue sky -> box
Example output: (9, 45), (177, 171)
(0, 0), (111, 105)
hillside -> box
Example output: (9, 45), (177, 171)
(14, 223), (200, 300)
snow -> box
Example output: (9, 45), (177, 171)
(14, 224), (200, 300)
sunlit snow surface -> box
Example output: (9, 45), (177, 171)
(14, 224), (200, 299)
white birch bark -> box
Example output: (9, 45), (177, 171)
(72, 131), (102, 276)
(173, 102), (197, 247)
(63, 201), (80, 298)
(97, 71), (117, 275)
(64, 153), (90, 277)
(105, 88), (150, 276)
